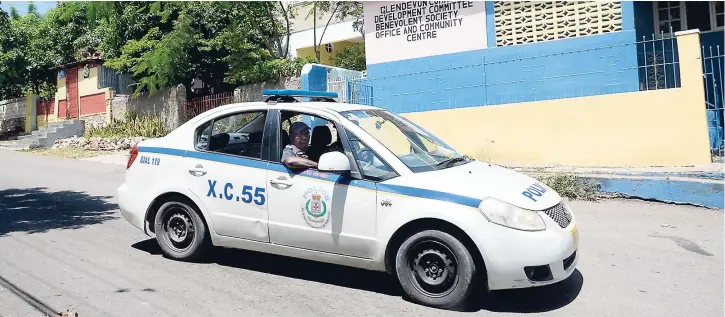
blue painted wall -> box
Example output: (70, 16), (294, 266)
(622, 1), (635, 31)
(340, 0), (721, 141)
(592, 176), (724, 209)
(485, 1), (496, 48)
(360, 30), (639, 113)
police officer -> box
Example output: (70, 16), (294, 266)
(282, 121), (318, 169)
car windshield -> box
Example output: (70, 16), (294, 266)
(340, 109), (470, 173)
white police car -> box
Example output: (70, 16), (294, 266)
(117, 90), (578, 309)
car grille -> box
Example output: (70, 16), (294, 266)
(543, 202), (572, 228)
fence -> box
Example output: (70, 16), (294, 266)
(341, 32), (680, 114)
(98, 65), (134, 95)
(637, 30), (680, 91)
(184, 91), (236, 119)
(703, 44), (724, 162)
(327, 75), (373, 105)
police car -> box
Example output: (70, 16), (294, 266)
(117, 90), (578, 309)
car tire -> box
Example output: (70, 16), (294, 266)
(394, 229), (476, 310)
(154, 200), (210, 262)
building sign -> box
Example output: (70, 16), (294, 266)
(363, 1), (487, 64)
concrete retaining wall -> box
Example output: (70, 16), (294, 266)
(82, 113), (107, 130)
(0, 97), (26, 121)
(234, 77), (301, 102)
(111, 84), (187, 130)
(0, 97), (27, 134)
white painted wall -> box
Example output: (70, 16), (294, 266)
(287, 20), (363, 59)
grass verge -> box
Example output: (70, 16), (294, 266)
(19, 147), (116, 159)
(84, 111), (169, 138)
(533, 172), (601, 201)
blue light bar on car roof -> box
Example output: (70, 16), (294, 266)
(262, 89), (338, 98)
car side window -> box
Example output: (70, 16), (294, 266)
(346, 129), (397, 182)
(278, 110), (344, 163)
(195, 121), (212, 151)
(194, 110), (267, 160)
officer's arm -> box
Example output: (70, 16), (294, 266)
(283, 156), (318, 169)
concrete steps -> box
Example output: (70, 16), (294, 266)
(0, 120), (84, 150)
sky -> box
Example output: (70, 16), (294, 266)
(0, 1), (57, 16)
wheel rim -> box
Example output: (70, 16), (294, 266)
(407, 239), (459, 298)
(161, 204), (195, 253)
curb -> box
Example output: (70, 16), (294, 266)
(581, 175), (724, 209)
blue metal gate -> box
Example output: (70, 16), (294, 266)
(703, 45), (724, 162)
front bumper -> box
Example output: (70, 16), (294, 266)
(477, 212), (579, 290)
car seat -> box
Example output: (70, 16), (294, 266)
(281, 129), (290, 148)
(307, 126), (332, 162)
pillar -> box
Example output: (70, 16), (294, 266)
(25, 93), (37, 133)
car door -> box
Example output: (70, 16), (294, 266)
(185, 109), (271, 243)
(266, 108), (382, 259)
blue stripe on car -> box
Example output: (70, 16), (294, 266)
(138, 146), (481, 208)
(377, 184), (482, 208)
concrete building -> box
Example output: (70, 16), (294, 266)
(304, 1), (724, 167)
(37, 57), (134, 130)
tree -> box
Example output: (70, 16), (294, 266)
(322, 1), (364, 38)
(0, 3), (8, 26)
(0, 1), (88, 99)
(91, 1), (303, 96)
(0, 1), (312, 100)
(276, 1), (291, 59)
(27, 2), (38, 17)
(331, 42), (365, 71)
(300, 1), (364, 62)
(9, 6), (19, 19)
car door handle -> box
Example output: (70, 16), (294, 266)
(189, 164), (207, 177)
(189, 169), (207, 177)
(270, 178), (293, 189)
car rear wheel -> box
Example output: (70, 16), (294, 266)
(394, 229), (476, 309)
(154, 200), (210, 261)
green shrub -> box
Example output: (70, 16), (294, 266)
(84, 111), (169, 138)
(331, 42), (366, 71)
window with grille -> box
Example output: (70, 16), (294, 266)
(654, 1), (724, 36)
(493, 1), (623, 47)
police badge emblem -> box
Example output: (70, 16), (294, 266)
(302, 187), (331, 228)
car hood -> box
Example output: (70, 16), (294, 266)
(384, 160), (562, 210)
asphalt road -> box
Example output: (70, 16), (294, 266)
(0, 149), (722, 317)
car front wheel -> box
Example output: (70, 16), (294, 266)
(394, 229), (477, 309)
(154, 200), (210, 261)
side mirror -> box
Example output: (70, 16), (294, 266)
(318, 151), (351, 173)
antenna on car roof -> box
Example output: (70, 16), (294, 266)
(262, 89), (339, 103)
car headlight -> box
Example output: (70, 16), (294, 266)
(478, 197), (546, 231)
